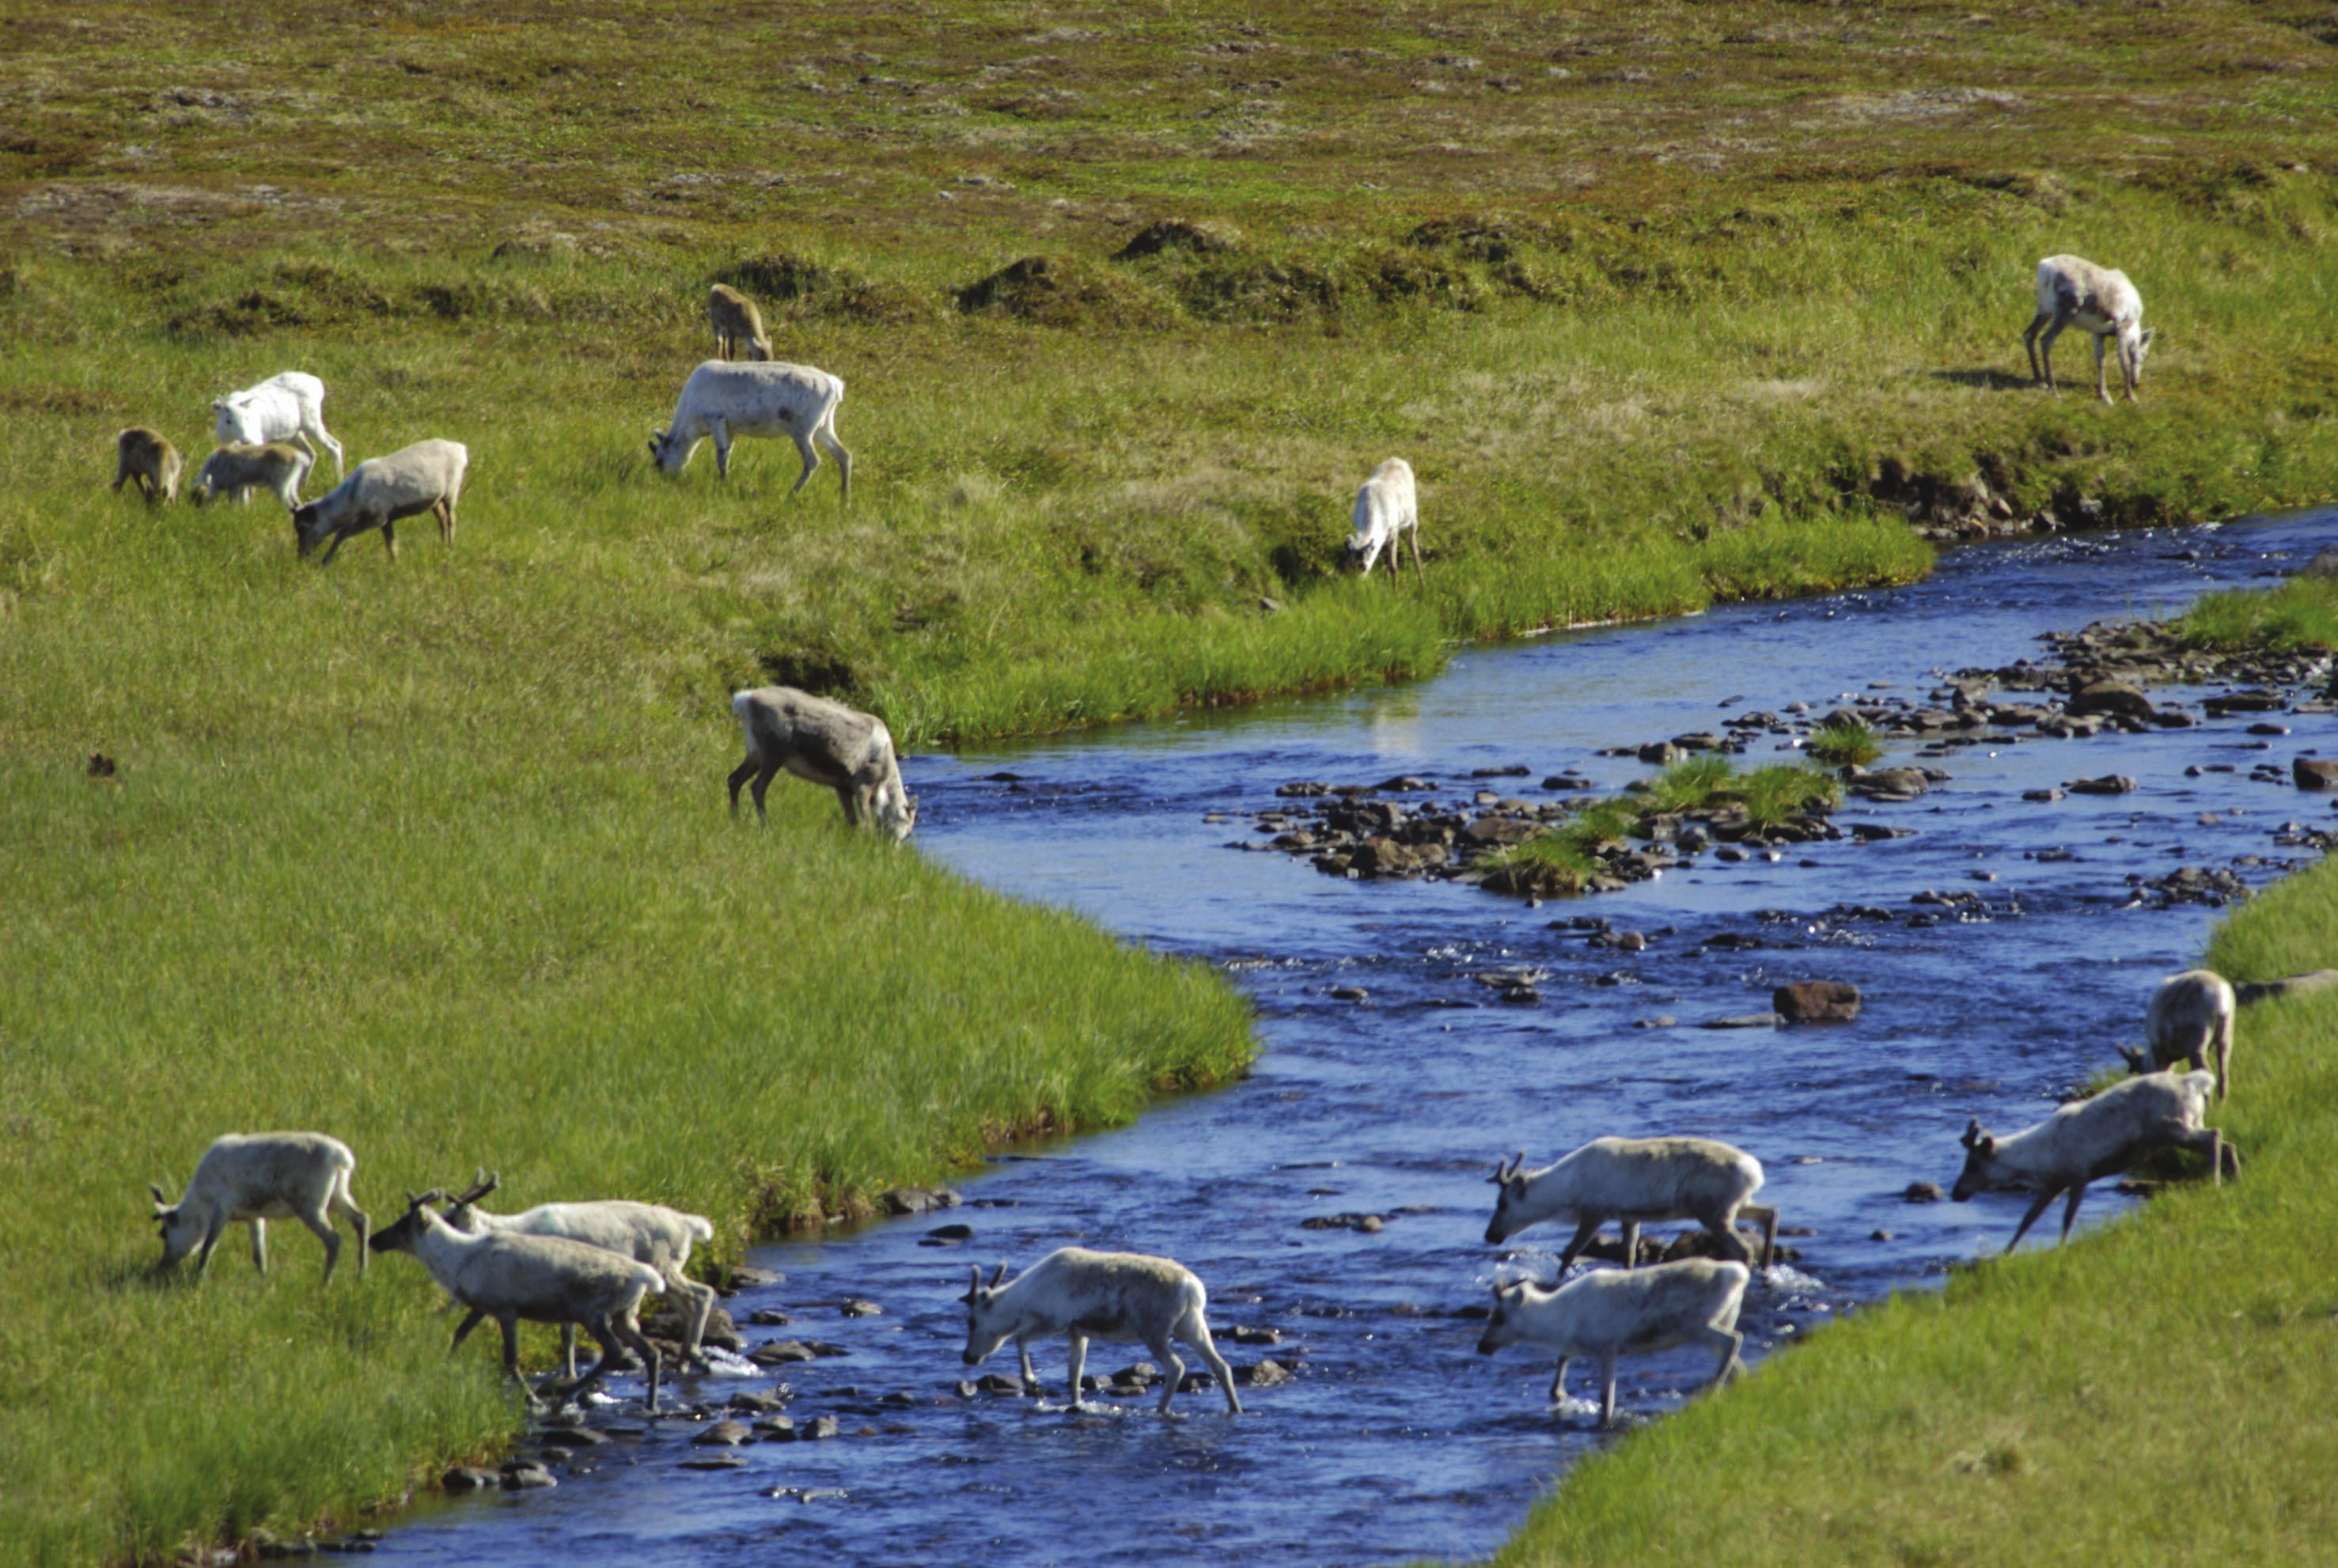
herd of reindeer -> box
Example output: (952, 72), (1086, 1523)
(131, 250), (2217, 1430)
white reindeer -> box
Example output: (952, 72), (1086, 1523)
(1951, 1070), (2238, 1252)
(2023, 256), (2156, 405)
(150, 1132), (370, 1283)
(959, 1248), (1243, 1415)
(439, 1171), (718, 1379)
(291, 438), (467, 564)
(727, 686), (916, 839)
(112, 427), (182, 506)
(369, 1189), (666, 1409)
(2120, 969), (2238, 1103)
(1346, 456), (1422, 581)
(648, 360), (851, 498)
(1485, 1137), (1779, 1271)
(189, 441), (314, 510)
(707, 284), (773, 362)
(1476, 1258), (1749, 1427)
(212, 371), (345, 478)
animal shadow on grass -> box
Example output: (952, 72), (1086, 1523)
(1926, 367), (2034, 392)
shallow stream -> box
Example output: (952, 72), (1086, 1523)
(377, 508), (2336, 1567)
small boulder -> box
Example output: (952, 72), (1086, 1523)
(441, 1466), (499, 1494)
(1239, 1358), (1294, 1388)
(1903, 1181), (1945, 1203)
(1773, 981), (1861, 1023)
(693, 1419), (753, 1447)
(2067, 775), (2137, 796)
(881, 1187), (961, 1215)
(500, 1460), (557, 1490)
(2066, 680), (2155, 722)
(2294, 756), (2338, 791)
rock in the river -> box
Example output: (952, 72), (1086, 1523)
(729, 1388), (791, 1414)
(1301, 1212), (1386, 1233)
(1239, 1358), (1295, 1388)
(646, 1305), (743, 1352)
(2067, 775), (2137, 795)
(536, 1426), (608, 1449)
(441, 1466), (499, 1494)
(745, 1308), (793, 1327)
(1699, 1013), (1784, 1029)
(693, 1419), (752, 1447)
(501, 1460), (558, 1490)
(840, 1300), (883, 1317)
(2294, 757), (2338, 791)
(2023, 787), (2065, 803)
(1773, 981), (1862, 1023)
(2067, 680), (2156, 722)
(680, 1453), (746, 1471)
(1850, 767), (1931, 801)
(1904, 1181), (1945, 1203)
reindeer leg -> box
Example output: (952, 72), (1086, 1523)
(788, 429), (820, 498)
(2005, 1186), (2060, 1252)
(1548, 1355), (1571, 1407)
(2056, 1182), (2089, 1246)
(250, 1218), (270, 1275)
(195, 1214), (226, 1276)
(1065, 1332), (1091, 1411)
(1741, 1203), (1780, 1270)
(1554, 1216), (1603, 1273)
(750, 760), (780, 824)
(2093, 332), (2112, 405)
(727, 756), (759, 816)
(1697, 1321), (1745, 1388)
(1180, 1311), (1241, 1415)
(1620, 1218), (1642, 1270)
(449, 1308), (487, 1354)
(2038, 313), (2070, 392)
(1597, 1354), (1620, 1430)
(1016, 1335), (1038, 1396)
(2023, 310), (2050, 383)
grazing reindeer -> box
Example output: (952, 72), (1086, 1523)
(369, 1189), (665, 1409)
(439, 1171), (718, 1379)
(727, 686), (916, 839)
(707, 284), (773, 362)
(2119, 969), (2238, 1102)
(1485, 1137), (1779, 1271)
(1951, 1070), (2238, 1253)
(649, 360), (851, 498)
(112, 427), (183, 506)
(2024, 256), (2155, 405)
(150, 1132), (369, 1283)
(1346, 457), (1422, 581)
(1476, 1259), (1749, 1428)
(960, 1248), (1243, 1415)
(212, 371), (345, 478)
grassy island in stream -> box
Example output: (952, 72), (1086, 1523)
(6, 1), (2338, 1562)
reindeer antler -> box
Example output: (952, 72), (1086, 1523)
(1960, 1119), (1984, 1150)
(449, 1169), (499, 1207)
(988, 1262), (1008, 1290)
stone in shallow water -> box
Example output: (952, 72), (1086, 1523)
(694, 1419), (752, 1446)
(1773, 981), (1860, 1022)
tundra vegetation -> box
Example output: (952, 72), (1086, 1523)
(2, 0), (2337, 1562)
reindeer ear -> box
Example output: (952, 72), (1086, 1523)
(1960, 1119), (1983, 1150)
(150, 1183), (169, 1206)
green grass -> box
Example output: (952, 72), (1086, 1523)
(1644, 755), (1738, 815)
(1476, 799), (1639, 896)
(1494, 859), (2338, 1566)
(1739, 763), (1843, 828)
(1807, 718), (1884, 770)
(6, 1), (2338, 1562)
(2181, 572), (2338, 654)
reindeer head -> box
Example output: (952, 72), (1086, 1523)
(1483, 1151), (1530, 1244)
(647, 427), (694, 475)
(1476, 1281), (1529, 1357)
(368, 1188), (448, 1258)
(439, 1169), (501, 1233)
(959, 1262), (1013, 1365)
(150, 1180), (202, 1269)
(1950, 1119), (1998, 1203)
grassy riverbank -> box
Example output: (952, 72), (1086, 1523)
(1495, 864), (2338, 1565)
(6, 2), (2338, 1562)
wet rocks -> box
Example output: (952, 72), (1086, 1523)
(1699, 1013), (1783, 1029)
(1301, 1211), (1387, 1233)
(2067, 680), (2156, 722)
(1239, 1358), (1294, 1388)
(2294, 757), (2338, 790)
(441, 1466), (499, 1494)
(2134, 865), (2250, 907)
(536, 1425), (608, 1449)
(693, 1419), (753, 1447)
(1849, 767), (1931, 801)
(2067, 775), (2138, 796)
(1773, 981), (1861, 1023)
(501, 1460), (558, 1490)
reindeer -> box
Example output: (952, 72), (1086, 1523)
(959, 1248), (1243, 1416)
(2118, 969), (2237, 1102)
(726, 686), (916, 839)
(1486, 1137), (1778, 1271)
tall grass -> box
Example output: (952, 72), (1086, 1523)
(2181, 574), (2338, 654)
(1495, 858), (2338, 1566)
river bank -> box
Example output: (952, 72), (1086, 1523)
(335, 510), (2336, 1567)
